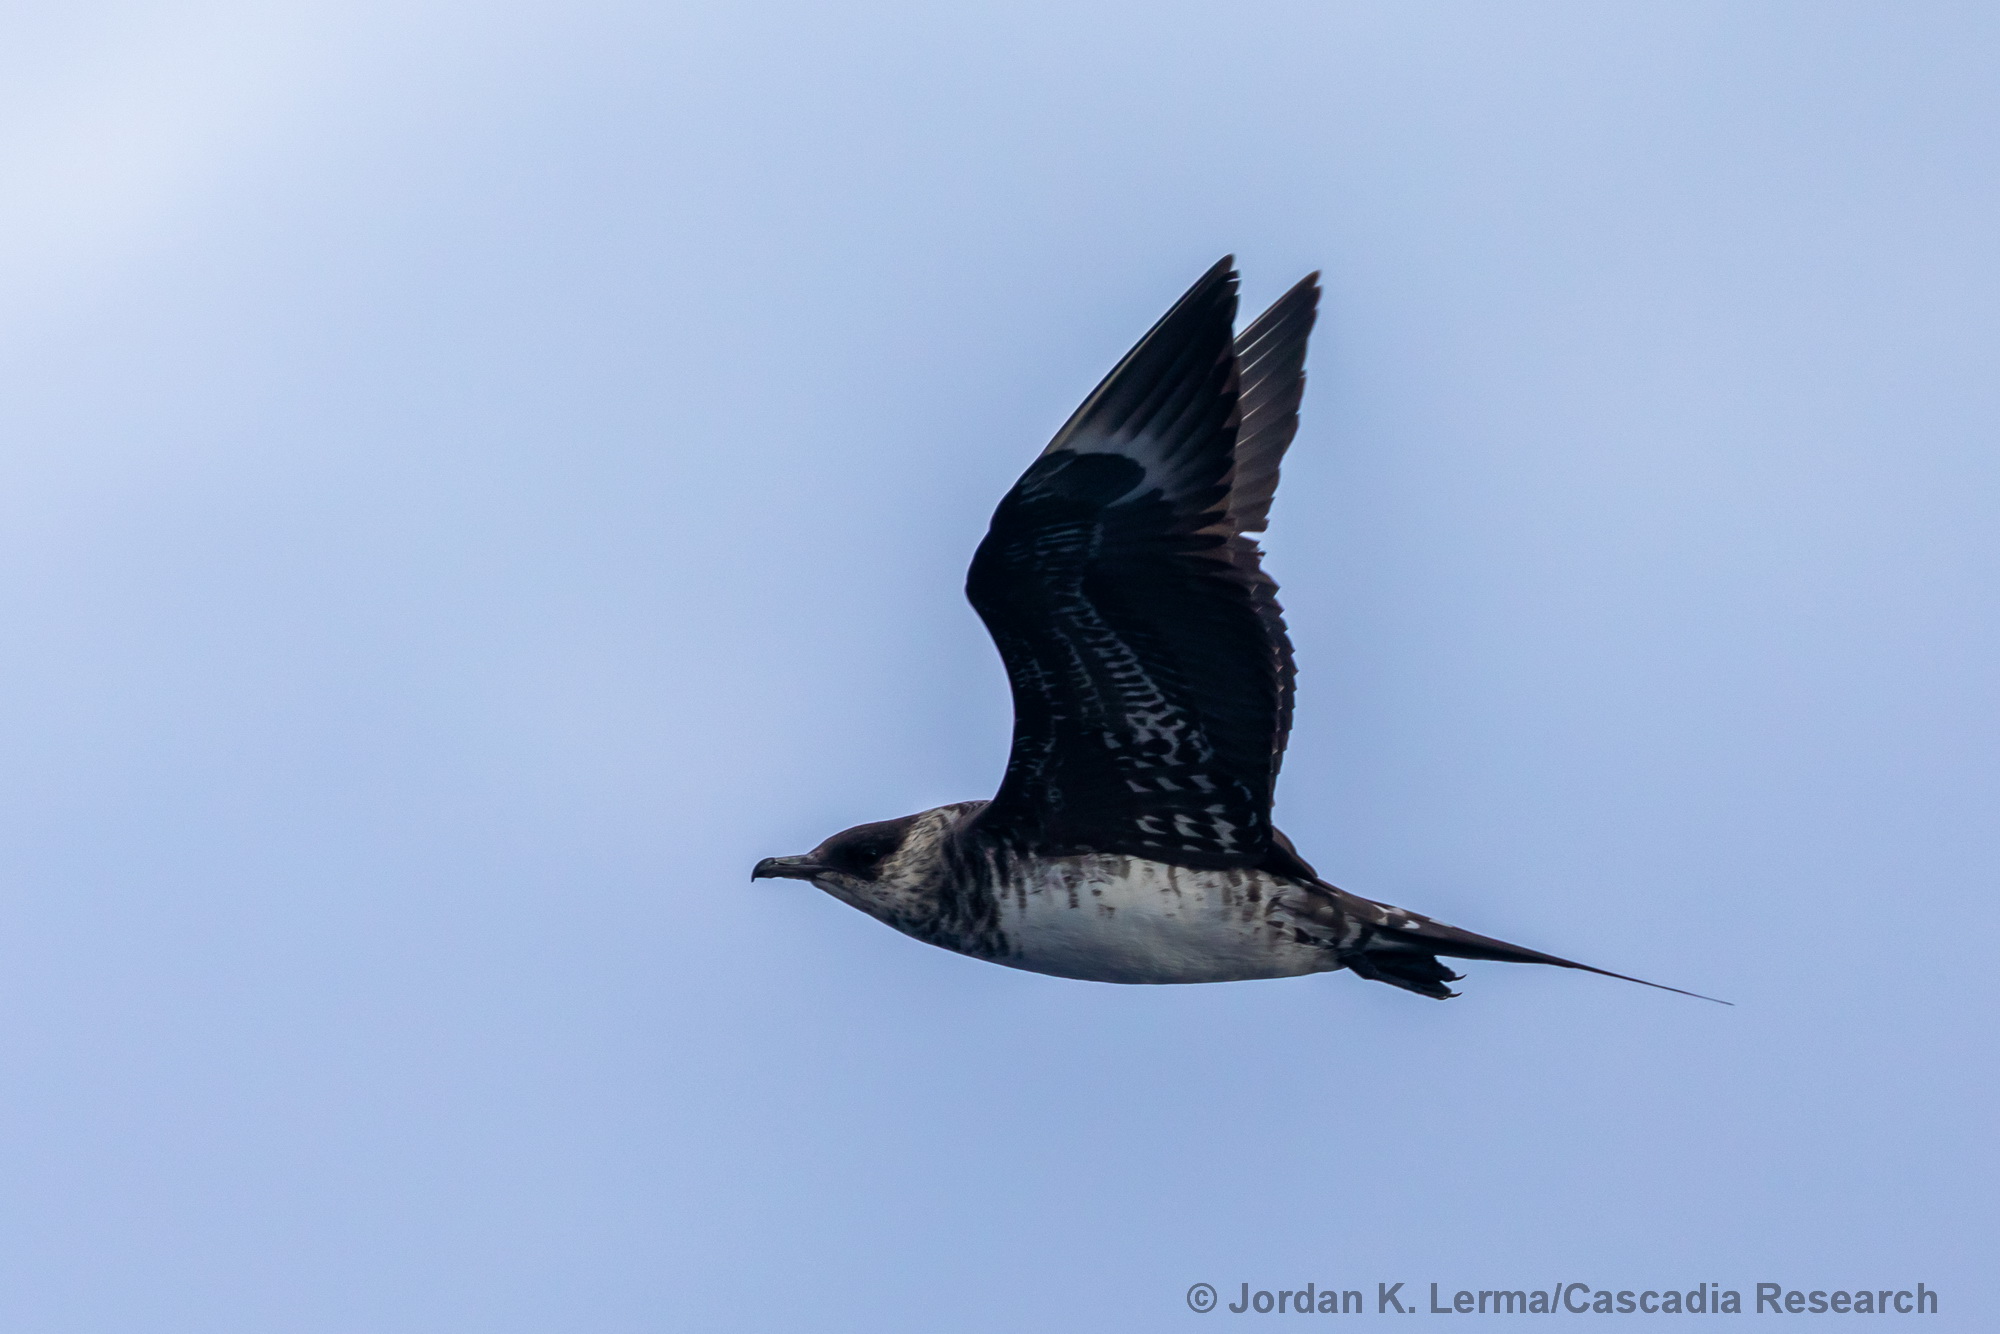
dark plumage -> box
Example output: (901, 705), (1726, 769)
(754, 259), (1718, 1004)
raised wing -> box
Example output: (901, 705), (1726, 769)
(964, 259), (1320, 868)
(1228, 268), (1319, 781)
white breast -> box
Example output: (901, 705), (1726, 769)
(989, 855), (1339, 984)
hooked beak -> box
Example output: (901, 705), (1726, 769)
(752, 854), (828, 882)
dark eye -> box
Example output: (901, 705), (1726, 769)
(819, 815), (918, 879)
(837, 839), (892, 872)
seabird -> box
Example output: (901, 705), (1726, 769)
(755, 258), (1716, 1001)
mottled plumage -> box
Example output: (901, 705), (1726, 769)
(755, 259), (1715, 1002)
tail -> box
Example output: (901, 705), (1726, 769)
(1331, 890), (1729, 1005)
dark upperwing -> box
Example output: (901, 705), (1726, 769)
(964, 258), (1321, 871)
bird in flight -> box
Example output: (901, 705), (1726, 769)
(755, 258), (1715, 1001)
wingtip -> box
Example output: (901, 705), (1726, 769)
(1172, 256), (1239, 311)
(1198, 254), (1239, 291)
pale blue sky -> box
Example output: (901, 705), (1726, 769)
(1, 3), (1994, 1330)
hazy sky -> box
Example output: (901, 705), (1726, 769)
(1, 3), (1994, 1330)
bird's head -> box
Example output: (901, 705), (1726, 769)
(752, 804), (979, 926)
(752, 814), (921, 889)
